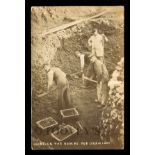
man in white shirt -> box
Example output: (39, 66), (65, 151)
(43, 64), (71, 110)
(88, 28), (108, 62)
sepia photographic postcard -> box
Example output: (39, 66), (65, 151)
(30, 5), (127, 150)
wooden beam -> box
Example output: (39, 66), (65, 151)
(33, 11), (106, 36)
(69, 71), (81, 76)
(82, 75), (97, 83)
(37, 92), (48, 98)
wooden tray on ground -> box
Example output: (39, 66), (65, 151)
(36, 117), (58, 130)
(51, 125), (77, 142)
(60, 108), (80, 120)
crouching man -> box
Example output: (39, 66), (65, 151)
(43, 63), (71, 110)
(89, 55), (109, 107)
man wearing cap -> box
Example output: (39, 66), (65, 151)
(88, 28), (108, 63)
(42, 64), (71, 110)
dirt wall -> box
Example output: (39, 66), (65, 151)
(31, 7), (124, 94)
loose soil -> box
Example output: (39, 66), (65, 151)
(31, 6), (124, 150)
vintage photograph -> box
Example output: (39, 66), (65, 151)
(31, 6), (124, 150)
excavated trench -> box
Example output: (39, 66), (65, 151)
(31, 17), (124, 149)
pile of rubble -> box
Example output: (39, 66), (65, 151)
(108, 57), (124, 108)
(31, 34), (61, 93)
(99, 57), (124, 146)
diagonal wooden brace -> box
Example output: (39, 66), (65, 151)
(82, 74), (97, 84)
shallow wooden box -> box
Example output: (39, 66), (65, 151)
(60, 108), (80, 121)
(36, 117), (58, 130)
(51, 124), (77, 141)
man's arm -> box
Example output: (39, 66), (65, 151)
(102, 63), (109, 82)
(102, 34), (108, 42)
(47, 70), (54, 91)
(88, 36), (92, 46)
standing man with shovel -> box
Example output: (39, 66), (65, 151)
(89, 55), (109, 107)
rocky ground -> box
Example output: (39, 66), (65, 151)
(31, 6), (124, 149)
